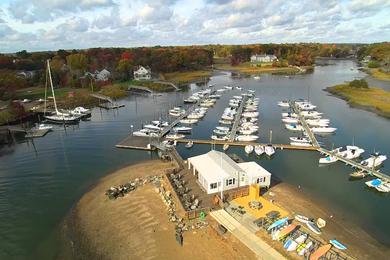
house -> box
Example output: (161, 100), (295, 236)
(250, 54), (278, 63)
(16, 71), (36, 79)
(133, 65), (151, 80)
(362, 56), (372, 63)
(187, 150), (271, 194)
(82, 69), (111, 81)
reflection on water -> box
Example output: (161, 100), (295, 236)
(0, 60), (389, 258)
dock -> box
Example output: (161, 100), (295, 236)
(25, 129), (50, 138)
(228, 96), (248, 142)
(116, 135), (157, 150)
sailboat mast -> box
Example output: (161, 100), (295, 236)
(47, 60), (58, 113)
(44, 63), (48, 116)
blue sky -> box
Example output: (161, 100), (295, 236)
(0, 0), (389, 53)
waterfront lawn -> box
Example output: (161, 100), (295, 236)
(214, 62), (300, 75)
(370, 68), (390, 81)
(327, 84), (390, 118)
(128, 80), (175, 92)
(161, 70), (211, 84)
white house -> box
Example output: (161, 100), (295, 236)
(134, 65), (151, 80)
(95, 69), (111, 81)
(250, 54), (278, 63)
(187, 150), (271, 194)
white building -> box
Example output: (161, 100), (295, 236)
(134, 65), (151, 80)
(250, 54), (278, 63)
(95, 69), (111, 81)
(187, 150), (271, 194)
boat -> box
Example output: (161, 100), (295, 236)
(278, 101), (290, 108)
(290, 137), (310, 145)
(151, 120), (169, 127)
(282, 117), (299, 124)
(264, 145), (275, 157)
(338, 145), (365, 160)
(276, 224), (297, 240)
(291, 142), (312, 147)
(213, 129), (229, 135)
(235, 135), (258, 142)
(285, 124), (304, 132)
(144, 124), (163, 131)
(223, 144), (229, 151)
(319, 155), (338, 164)
(216, 126), (230, 131)
(365, 178), (382, 188)
(311, 127), (337, 134)
(329, 239), (347, 250)
(34, 123), (53, 131)
(286, 233), (308, 252)
(306, 221), (321, 235)
(360, 153), (387, 168)
(236, 86), (242, 90)
(294, 214), (311, 224)
(224, 85), (233, 90)
(185, 140), (194, 149)
(306, 119), (330, 127)
(183, 98), (197, 104)
(211, 135), (228, 141)
(375, 182), (390, 193)
(162, 140), (175, 148)
(309, 244), (332, 260)
(173, 126), (192, 133)
(349, 171), (367, 179)
(245, 145), (254, 154)
(297, 241), (313, 256)
(133, 129), (159, 137)
(180, 119), (198, 124)
(242, 112), (259, 118)
(267, 217), (289, 231)
(282, 112), (298, 118)
(219, 119), (233, 125)
(254, 145), (264, 156)
(253, 76), (260, 80)
(165, 133), (185, 140)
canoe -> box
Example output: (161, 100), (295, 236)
(295, 214), (311, 224)
(309, 244), (332, 260)
(267, 217), (289, 231)
(277, 224), (297, 240)
(306, 221), (321, 235)
(330, 239), (347, 250)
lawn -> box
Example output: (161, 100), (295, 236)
(327, 84), (390, 118)
(161, 70), (211, 84)
(213, 62), (300, 75)
(128, 80), (175, 92)
(369, 68), (390, 81)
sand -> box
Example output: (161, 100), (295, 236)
(58, 160), (255, 260)
(263, 183), (390, 260)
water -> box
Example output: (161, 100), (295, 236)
(1, 60), (389, 258)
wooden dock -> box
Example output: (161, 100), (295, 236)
(228, 95), (248, 142)
(25, 129), (51, 138)
(116, 135), (157, 150)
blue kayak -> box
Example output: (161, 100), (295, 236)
(267, 217), (289, 231)
(330, 239), (347, 250)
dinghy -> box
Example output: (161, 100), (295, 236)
(255, 145), (264, 156)
(330, 239), (347, 250)
(309, 244), (332, 260)
(319, 155), (338, 164)
(267, 217), (289, 231)
(265, 145), (275, 157)
(245, 145), (254, 154)
(306, 221), (321, 235)
(349, 171), (367, 179)
(185, 141), (194, 149)
(295, 214), (311, 224)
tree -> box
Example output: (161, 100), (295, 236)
(66, 53), (87, 72)
(117, 59), (132, 81)
(349, 79), (368, 88)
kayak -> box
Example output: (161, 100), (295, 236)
(267, 217), (289, 231)
(295, 214), (311, 224)
(298, 241), (313, 256)
(330, 239), (347, 250)
(277, 224), (297, 240)
(287, 233), (307, 251)
(306, 221), (322, 235)
(310, 244), (332, 260)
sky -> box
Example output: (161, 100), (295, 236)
(0, 0), (389, 53)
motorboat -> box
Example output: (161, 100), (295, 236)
(264, 145), (275, 156)
(236, 86), (242, 90)
(248, 90), (255, 93)
(365, 178), (382, 188)
(253, 76), (260, 80)
(294, 214), (311, 224)
(221, 114), (234, 121)
(133, 129), (159, 137)
(34, 123), (53, 131)
(151, 120), (169, 127)
(216, 126), (230, 131)
(329, 239), (347, 250)
(187, 113), (204, 119)
(219, 119), (233, 125)
(239, 129), (258, 135)
(306, 119), (330, 127)
(173, 126), (192, 133)
(216, 88), (226, 93)
(165, 133), (185, 140)
(301, 111), (322, 118)
(311, 127), (337, 134)
(360, 153), (387, 168)
(298, 103), (316, 110)
(291, 142), (312, 147)
(235, 135), (258, 142)
(144, 124), (164, 131)
(245, 145), (254, 154)
(290, 136), (310, 143)
(254, 145), (264, 156)
(375, 182), (390, 193)
(211, 135), (228, 141)
(183, 98), (197, 104)
(224, 85), (233, 90)
(213, 129), (229, 135)
(71, 106), (91, 117)
(180, 119), (198, 124)
(209, 94), (221, 99)
(282, 112), (298, 118)
(282, 117), (299, 124)
(338, 145), (365, 160)
(185, 140), (194, 149)
(319, 155), (338, 164)
(285, 124), (304, 132)
(169, 107), (185, 117)
(306, 221), (321, 235)
(349, 171), (367, 179)
(277, 101), (290, 108)
(242, 112), (259, 118)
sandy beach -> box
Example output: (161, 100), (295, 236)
(58, 160), (255, 260)
(263, 183), (390, 260)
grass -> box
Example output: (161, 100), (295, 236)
(0, 109), (15, 125)
(161, 70), (211, 84)
(326, 83), (390, 118)
(369, 68), (390, 81)
(213, 62), (300, 75)
(128, 80), (175, 92)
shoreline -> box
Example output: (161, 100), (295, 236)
(57, 159), (390, 259)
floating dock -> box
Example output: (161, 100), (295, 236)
(228, 95), (248, 142)
(25, 129), (50, 138)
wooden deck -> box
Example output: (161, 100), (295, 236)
(115, 135), (157, 150)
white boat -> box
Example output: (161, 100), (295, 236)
(298, 103), (316, 110)
(213, 129), (229, 135)
(151, 121), (169, 127)
(216, 88), (226, 93)
(165, 133), (185, 140)
(282, 117), (299, 124)
(169, 110), (184, 117)
(285, 124), (304, 132)
(338, 145), (365, 160)
(277, 101), (290, 108)
(180, 119), (198, 124)
(291, 142), (312, 147)
(294, 214), (311, 224)
(319, 155), (338, 164)
(360, 153), (387, 168)
(311, 127), (337, 134)
(144, 124), (163, 131)
(235, 135), (258, 142)
(236, 86), (242, 90)
(34, 123), (53, 131)
(211, 135), (228, 141)
(216, 126), (230, 131)
(306, 221), (321, 235)
(254, 145), (264, 156)
(248, 90), (255, 93)
(221, 114), (234, 121)
(173, 126), (192, 133)
(282, 112), (298, 118)
(306, 119), (330, 127)
(264, 145), (275, 156)
(239, 129), (258, 135)
(375, 182), (390, 193)
(219, 120), (232, 125)
(242, 112), (259, 118)
(245, 145), (254, 154)
(185, 140), (194, 149)
(133, 129), (159, 137)
(365, 178), (382, 188)
(224, 85), (233, 90)
(162, 140), (175, 148)
(301, 111), (322, 118)
(290, 136), (310, 143)
(286, 233), (308, 252)
(187, 113), (204, 119)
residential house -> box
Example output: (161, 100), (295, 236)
(82, 69), (111, 81)
(250, 54), (278, 63)
(133, 65), (151, 80)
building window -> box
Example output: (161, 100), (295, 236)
(226, 178), (234, 186)
(210, 183), (217, 189)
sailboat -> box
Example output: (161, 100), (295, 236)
(44, 60), (80, 124)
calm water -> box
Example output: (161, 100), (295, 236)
(0, 61), (389, 258)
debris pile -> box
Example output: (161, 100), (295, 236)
(105, 175), (162, 200)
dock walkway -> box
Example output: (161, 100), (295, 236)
(228, 96), (248, 142)
(210, 209), (286, 260)
(90, 93), (113, 103)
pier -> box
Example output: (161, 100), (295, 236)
(228, 96), (248, 142)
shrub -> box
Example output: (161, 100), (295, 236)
(368, 60), (380, 68)
(349, 79), (368, 88)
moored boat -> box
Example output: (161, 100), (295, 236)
(254, 145), (264, 156)
(306, 221), (321, 235)
(309, 244), (332, 260)
(185, 140), (194, 149)
(245, 145), (254, 154)
(294, 214), (311, 224)
(329, 239), (347, 250)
